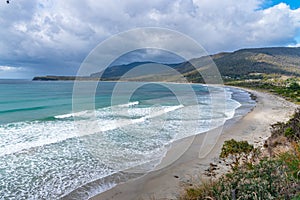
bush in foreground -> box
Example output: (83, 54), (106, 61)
(182, 147), (300, 200)
(219, 139), (256, 171)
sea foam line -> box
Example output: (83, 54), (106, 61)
(0, 104), (182, 156)
(54, 101), (139, 119)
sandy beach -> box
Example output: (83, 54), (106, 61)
(91, 88), (298, 200)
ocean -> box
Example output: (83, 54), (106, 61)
(0, 80), (255, 199)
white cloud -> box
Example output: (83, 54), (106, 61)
(247, 3), (300, 45)
(0, 66), (25, 72)
(0, 0), (299, 78)
(0, 65), (29, 79)
(288, 43), (300, 47)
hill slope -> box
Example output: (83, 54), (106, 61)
(211, 47), (300, 78)
(90, 47), (300, 83)
(33, 47), (300, 82)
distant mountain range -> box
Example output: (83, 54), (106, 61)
(33, 47), (300, 82)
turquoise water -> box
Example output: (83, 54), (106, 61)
(0, 80), (252, 199)
(0, 80), (73, 124)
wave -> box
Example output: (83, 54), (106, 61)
(0, 94), (241, 157)
(0, 106), (50, 114)
(0, 103), (184, 156)
(54, 110), (91, 119)
(54, 101), (140, 119)
(116, 101), (139, 107)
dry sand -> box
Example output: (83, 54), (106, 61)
(91, 88), (298, 200)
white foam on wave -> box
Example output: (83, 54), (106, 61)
(117, 101), (139, 107)
(0, 120), (76, 156)
(0, 88), (242, 158)
(54, 110), (92, 119)
(0, 103), (183, 156)
(132, 104), (184, 123)
(54, 101), (139, 119)
(94, 104), (184, 132)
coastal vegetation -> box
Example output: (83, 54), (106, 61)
(32, 75), (100, 81)
(181, 109), (300, 200)
(219, 139), (256, 171)
(227, 74), (300, 103)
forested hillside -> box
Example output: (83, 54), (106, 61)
(90, 47), (300, 82)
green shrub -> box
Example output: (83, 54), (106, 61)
(285, 127), (296, 137)
(288, 82), (300, 90)
(279, 142), (300, 179)
(227, 78), (300, 103)
(220, 139), (254, 170)
(182, 158), (299, 200)
(271, 109), (300, 141)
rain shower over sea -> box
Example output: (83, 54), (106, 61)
(0, 79), (255, 199)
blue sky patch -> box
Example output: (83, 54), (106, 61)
(261, 0), (300, 10)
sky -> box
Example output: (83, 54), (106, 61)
(0, 0), (300, 79)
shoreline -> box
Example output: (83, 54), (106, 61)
(90, 87), (298, 200)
